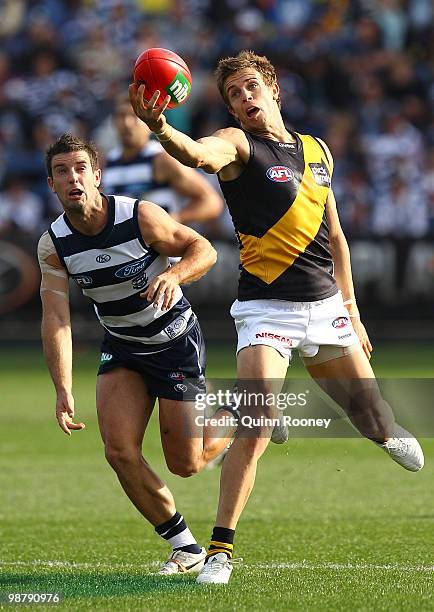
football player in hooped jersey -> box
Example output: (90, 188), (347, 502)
(129, 50), (425, 584)
(103, 95), (223, 224)
(38, 133), (235, 576)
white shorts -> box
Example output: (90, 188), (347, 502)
(230, 291), (360, 363)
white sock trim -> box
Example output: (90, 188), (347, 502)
(168, 526), (197, 550)
(159, 514), (183, 538)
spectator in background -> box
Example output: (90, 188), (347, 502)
(340, 167), (374, 238)
(0, 175), (44, 236)
(422, 147), (434, 234)
(362, 110), (424, 195)
(373, 0), (408, 51)
(354, 74), (386, 135)
(0, 0), (25, 39)
(372, 174), (428, 238)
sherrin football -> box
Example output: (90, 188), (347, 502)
(133, 48), (192, 109)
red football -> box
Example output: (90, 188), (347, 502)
(133, 48), (192, 109)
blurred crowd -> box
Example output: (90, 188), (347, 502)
(0, 0), (434, 241)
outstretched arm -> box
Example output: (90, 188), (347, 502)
(138, 201), (217, 310)
(129, 83), (245, 173)
(38, 233), (85, 435)
(326, 190), (372, 359)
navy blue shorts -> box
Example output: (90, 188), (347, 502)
(98, 321), (206, 401)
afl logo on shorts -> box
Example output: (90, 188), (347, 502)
(266, 165), (294, 182)
(169, 371), (186, 381)
(332, 316), (349, 329)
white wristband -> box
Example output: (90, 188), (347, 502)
(155, 125), (173, 143)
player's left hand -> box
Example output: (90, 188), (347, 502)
(351, 316), (372, 360)
(141, 271), (179, 311)
(55, 391), (86, 436)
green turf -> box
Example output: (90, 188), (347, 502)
(1, 344), (434, 611)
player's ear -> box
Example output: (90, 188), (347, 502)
(47, 177), (55, 193)
(94, 168), (102, 187)
(272, 83), (280, 102)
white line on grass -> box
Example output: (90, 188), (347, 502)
(0, 560), (159, 570)
(1, 560), (434, 573)
(256, 562), (434, 572)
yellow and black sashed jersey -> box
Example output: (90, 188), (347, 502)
(218, 130), (338, 302)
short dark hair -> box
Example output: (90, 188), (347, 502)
(45, 133), (99, 178)
(215, 50), (280, 108)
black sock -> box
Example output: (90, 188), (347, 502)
(174, 544), (202, 554)
(205, 526), (235, 562)
(155, 511), (202, 554)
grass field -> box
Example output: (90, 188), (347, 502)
(1, 343), (434, 611)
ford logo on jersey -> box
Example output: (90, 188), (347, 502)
(266, 165), (294, 182)
(115, 255), (152, 279)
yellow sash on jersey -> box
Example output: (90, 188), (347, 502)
(238, 134), (332, 284)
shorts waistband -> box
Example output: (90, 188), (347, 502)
(236, 292), (341, 312)
(105, 309), (196, 349)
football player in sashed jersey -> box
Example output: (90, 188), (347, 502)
(103, 94), (223, 224)
(38, 133), (236, 576)
(129, 50), (425, 585)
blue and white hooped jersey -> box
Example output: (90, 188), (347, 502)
(49, 195), (193, 347)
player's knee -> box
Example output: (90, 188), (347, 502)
(104, 445), (140, 470)
(166, 457), (201, 478)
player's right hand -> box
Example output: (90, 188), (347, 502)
(352, 317), (372, 360)
(128, 83), (171, 134)
(140, 269), (180, 311)
(55, 391), (85, 436)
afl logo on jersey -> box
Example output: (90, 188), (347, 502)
(332, 316), (349, 329)
(75, 275), (93, 287)
(266, 165), (294, 182)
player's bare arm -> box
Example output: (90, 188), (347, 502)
(326, 190), (372, 359)
(137, 201), (217, 310)
(128, 83), (249, 173)
(38, 232), (85, 435)
(154, 153), (223, 222)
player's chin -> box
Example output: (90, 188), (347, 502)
(244, 115), (264, 130)
(66, 194), (85, 207)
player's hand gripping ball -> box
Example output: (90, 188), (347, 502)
(133, 48), (192, 109)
